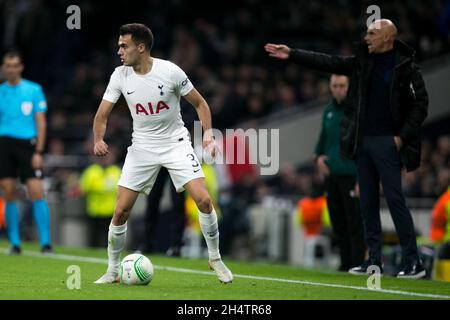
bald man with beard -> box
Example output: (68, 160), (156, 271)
(265, 19), (428, 279)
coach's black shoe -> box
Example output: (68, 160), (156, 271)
(9, 246), (22, 255)
(166, 246), (181, 257)
(338, 264), (352, 272)
(349, 259), (383, 275)
(397, 261), (426, 279)
(41, 244), (54, 254)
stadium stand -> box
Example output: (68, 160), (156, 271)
(1, 0), (449, 264)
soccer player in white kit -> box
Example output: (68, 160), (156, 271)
(93, 23), (233, 284)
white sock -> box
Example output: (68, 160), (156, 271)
(199, 208), (221, 260)
(107, 222), (127, 275)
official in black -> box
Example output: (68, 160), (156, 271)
(314, 75), (366, 272)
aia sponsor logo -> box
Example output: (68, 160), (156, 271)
(135, 101), (170, 115)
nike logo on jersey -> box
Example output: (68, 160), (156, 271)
(127, 91), (135, 95)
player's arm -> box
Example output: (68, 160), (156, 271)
(93, 99), (115, 156)
(183, 88), (215, 156)
(264, 43), (354, 76)
(31, 112), (47, 169)
(34, 112), (46, 154)
(32, 85), (48, 169)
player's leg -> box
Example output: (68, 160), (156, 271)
(166, 140), (232, 283)
(95, 186), (139, 284)
(0, 178), (21, 253)
(26, 178), (52, 251)
(0, 138), (21, 253)
(15, 135), (53, 252)
(184, 178), (233, 283)
(95, 145), (161, 283)
(184, 178), (217, 256)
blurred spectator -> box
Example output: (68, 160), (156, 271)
(273, 163), (299, 196)
(437, 135), (450, 162)
(296, 193), (329, 238)
(437, 169), (450, 196)
(398, 135), (450, 198)
(276, 85), (300, 110)
(294, 180), (331, 268)
(1, 1), (450, 258)
(5, 5), (449, 124)
(402, 171), (422, 197)
(1, 1), (448, 176)
(430, 186), (450, 244)
(47, 138), (65, 156)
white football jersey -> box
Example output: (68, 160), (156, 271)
(103, 58), (194, 145)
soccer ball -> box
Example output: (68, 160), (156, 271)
(119, 253), (154, 285)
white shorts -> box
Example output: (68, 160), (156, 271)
(118, 139), (204, 195)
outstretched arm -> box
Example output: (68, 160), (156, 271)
(264, 43), (355, 76)
(264, 44), (292, 59)
(93, 99), (115, 156)
(183, 88), (216, 157)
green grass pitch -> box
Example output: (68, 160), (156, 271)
(1, 241), (449, 300)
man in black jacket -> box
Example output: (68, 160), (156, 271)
(265, 19), (428, 279)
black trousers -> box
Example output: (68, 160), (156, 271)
(325, 175), (366, 270)
(144, 167), (185, 251)
(89, 217), (111, 248)
(357, 136), (419, 264)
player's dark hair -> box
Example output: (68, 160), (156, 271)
(119, 23), (154, 52)
(2, 50), (23, 64)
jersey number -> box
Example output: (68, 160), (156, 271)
(187, 153), (200, 173)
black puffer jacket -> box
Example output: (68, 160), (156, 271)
(289, 40), (428, 172)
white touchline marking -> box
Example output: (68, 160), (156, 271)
(1, 249), (450, 299)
